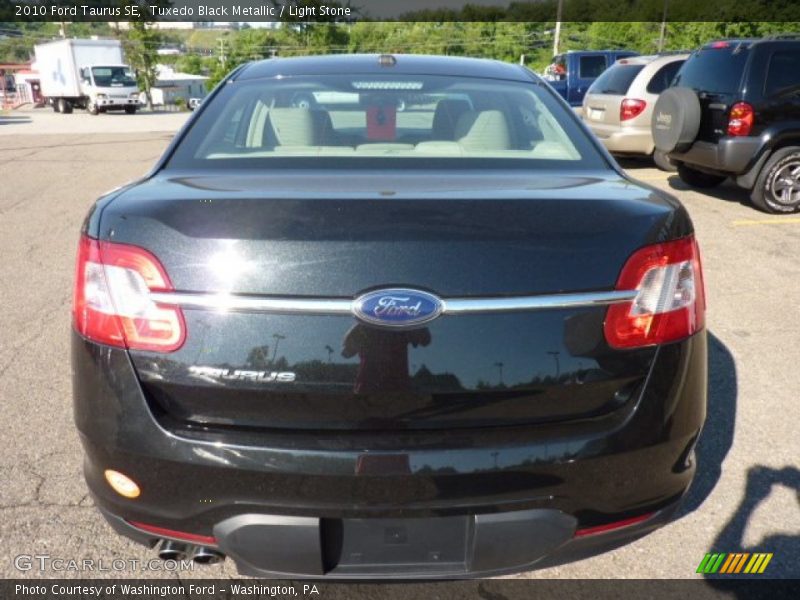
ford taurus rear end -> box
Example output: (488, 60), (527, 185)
(72, 54), (707, 578)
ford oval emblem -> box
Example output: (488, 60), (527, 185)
(353, 288), (444, 328)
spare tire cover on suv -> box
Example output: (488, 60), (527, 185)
(651, 87), (702, 153)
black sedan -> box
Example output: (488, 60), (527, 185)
(72, 54), (707, 578)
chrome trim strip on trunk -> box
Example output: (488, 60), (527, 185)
(150, 290), (636, 315)
(149, 292), (353, 314)
(442, 290), (636, 314)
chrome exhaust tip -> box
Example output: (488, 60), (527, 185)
(158, 540), (189, 561)
(191, 546), (225, 565)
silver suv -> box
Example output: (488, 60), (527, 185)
(582, 53), (688, 170)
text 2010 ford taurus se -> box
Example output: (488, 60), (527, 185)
(72, 54), (707, 578)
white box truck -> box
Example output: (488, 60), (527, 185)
(34, 39), (140, 115)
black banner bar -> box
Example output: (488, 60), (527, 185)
(2, 579), (799, 600)
(2, 0), (800, 22)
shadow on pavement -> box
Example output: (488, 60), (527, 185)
(667, 175), (752, 207)
(616, 156), (651, 168)
(705, 466), (800, 583)
(679, 332), (737, 517)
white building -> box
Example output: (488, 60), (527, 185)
(143, 65), (208, 106)
(116, 21), (214, 31)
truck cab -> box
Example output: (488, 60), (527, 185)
(544, 50), (639, 108)
(78, 64), (139, 114)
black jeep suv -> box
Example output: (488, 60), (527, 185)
(653, 37), (800, 213)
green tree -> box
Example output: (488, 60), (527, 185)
(175, 54), (205, 75)
(120, 22), (161, 110)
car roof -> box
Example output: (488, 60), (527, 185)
(562, 49), (635, 54)
(236, 54), (533, 82)
(616, 53), (689, 65)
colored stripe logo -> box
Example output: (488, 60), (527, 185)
(697, 552), (773, 574)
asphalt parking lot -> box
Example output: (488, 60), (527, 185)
(0, 109), (798, 580)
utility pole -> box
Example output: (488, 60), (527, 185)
(658, 0), (669, 52)
(547, 351), (561, 379)
(494, 362), (505, 386)
(217, 38), (228, 69)
(271, 333), (286, 364)
(553, 0), (563, 56)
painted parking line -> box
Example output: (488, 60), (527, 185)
(731, 217), (800, 226)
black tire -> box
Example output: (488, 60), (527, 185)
(87, 101), (99, 115)
(124, 105), (137, 114)
(750, 146), (800, 214)
(58, 98), (72, 114)
(52, 101), (60, 113)
(677, 164), (727, 188)
(652, 87), (702, 153)
(653, 149), (677, 172)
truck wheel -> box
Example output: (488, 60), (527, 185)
(87, 101), (99, 116)
(125, 106), (137, 114)
(58, 98), (72, 114)
(677, 164), (727, 188)
(751, 146), (800, 214)
(653, 149), (677, 172)
(53, 101), (60, 113)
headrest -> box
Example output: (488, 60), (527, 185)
(431, 99), (472, 140)
(267, 108), (317, 146)
(455, 110), (511, 151)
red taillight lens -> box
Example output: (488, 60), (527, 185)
(620, 98), (647, 121)
(604, 236), (705, 349)
(727, 102), (754, 137)
(574, 512), (656, 537)
(73, 235), (185, 352)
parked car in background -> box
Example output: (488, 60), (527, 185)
(582, 53), (688, 170)
(653, 36), (800, 213)
(543, 50), (639, 108)
(73, 54), (707, 578)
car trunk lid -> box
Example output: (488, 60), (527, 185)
(101, 170), (686, 432)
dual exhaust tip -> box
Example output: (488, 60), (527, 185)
(158, 540), (224, 565)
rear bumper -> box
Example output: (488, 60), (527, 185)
(669, 137), (763, 176)
(99, 498), (683, 578)
(586, 123), (654, 156)
(73, 329), (706, 577)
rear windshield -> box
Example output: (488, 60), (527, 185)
(167, 73), (606, 170)
(588, 64), (645, 95)
(672, 45), (749, 94)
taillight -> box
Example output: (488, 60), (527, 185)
(620, 98), (647, 121)
(73, 235), (185, 352)
(727, 102), (754, 137)
(604, 236), (705, 349)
